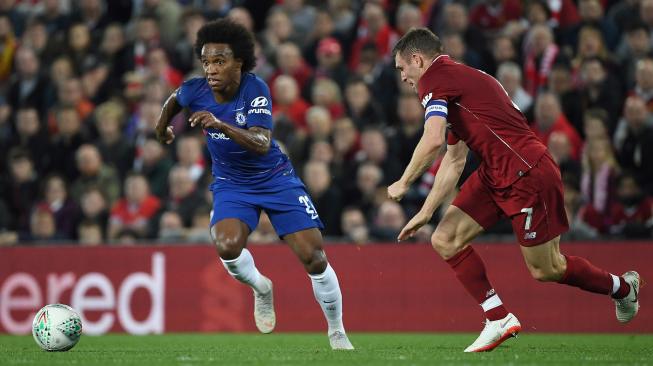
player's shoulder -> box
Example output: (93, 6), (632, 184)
(242, 73), (270, 93)
(180, 76), (206, 89)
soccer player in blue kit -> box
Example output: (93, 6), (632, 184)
(155, 19), (353, 350)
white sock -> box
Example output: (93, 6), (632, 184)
(480, 294), (503, 312)
(309, 264), (345, 335)
(220, 248), (270, 294)
(610, 274), (620, 295)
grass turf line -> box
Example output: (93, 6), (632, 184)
(1, 333), (652, 366)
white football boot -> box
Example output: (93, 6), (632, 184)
(614, 271), (641, 324)
(464, 313), (521, 352)
(253, 276), (275, 333)
(328, 330), (354, 350)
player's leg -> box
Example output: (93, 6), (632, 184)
(513, 154), (640, 324)
(520, 236), (640, 323)
(442, 172), (521, 352)
(210, 193), (275, 333)
(266, 185), (353, 349)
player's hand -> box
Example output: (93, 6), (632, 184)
(397, 210), (432, 242)
(189, 111), (223, 130)
(155, 126), (175, 145)
(388, 180), (409, 202)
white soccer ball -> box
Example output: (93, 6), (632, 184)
(32, 304), (83, 351)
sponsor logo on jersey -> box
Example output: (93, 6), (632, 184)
(485, 289), (496, 298)
(208, 132), (230, 140)
(524, 231), (537, 240)
(421, 93), (432, 108)
(250, 96), (269, 107)
(248, 108), (272, 115)
(236, 112), (246, 126)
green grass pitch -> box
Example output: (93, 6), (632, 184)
(1, 333), (652, 365)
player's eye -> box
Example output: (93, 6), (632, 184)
(218, 60), (225, 65)
(202, 61), (209, 67)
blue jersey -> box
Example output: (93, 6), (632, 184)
(176, 73), (290, 187)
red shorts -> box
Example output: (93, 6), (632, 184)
(452, 153), (569, 246)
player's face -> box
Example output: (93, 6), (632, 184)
(394, 53), (420, 93)
(201, 43), (242, 95)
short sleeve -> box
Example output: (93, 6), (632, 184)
(245, 77), (273, 129)
(176, 78), (201, 108)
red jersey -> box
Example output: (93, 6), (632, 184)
(418, 55), (547, 189)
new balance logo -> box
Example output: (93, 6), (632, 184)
(524, 232), (537, 240)
(421, 93), (432, 108)
(486, 289), (496, 298)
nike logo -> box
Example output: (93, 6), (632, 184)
(233, 107), (245, 111)
(632, 283), (638, 303)
(500, 316), (513, 328)
(323, 300), (337, 304)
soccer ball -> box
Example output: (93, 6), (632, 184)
(32, 304), (83, 351)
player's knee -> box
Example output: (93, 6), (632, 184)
(213, 233), (245, 260)
(431, 231), (458, 259)
(301, 250), (328, 275)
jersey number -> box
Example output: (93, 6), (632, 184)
(299, 195), (319, 220)
(521, 207), (533, 230)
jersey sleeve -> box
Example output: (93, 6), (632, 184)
(175, 78), (200, 108)
(244, 77), (273, 129)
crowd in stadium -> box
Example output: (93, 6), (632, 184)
(0, 0), (652, 245)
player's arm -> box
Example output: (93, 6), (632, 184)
(388, 115), (447, 201)
(155, 90), (183, 144)
(189, 111), (271, 155)
(397, 140), (468, 241)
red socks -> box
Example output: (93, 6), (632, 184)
(558, 255), (628, 296)
(446, 246), (508, 321)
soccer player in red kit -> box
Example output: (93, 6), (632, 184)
(388, 28), (641, 352)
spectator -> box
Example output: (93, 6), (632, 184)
(307, 37), (350, 93)
(563, 0), (619, 51)
(136, 137), (174, 198)
(78, 186), (109, 237)
(186, 206), (212, 243)
(532, 91), (583, 160)
(39, 174), (79, 239)
(136, 0), (182, 49)
(70, 144), (121, 206)
(157, 210), (186, 242)
(175, 135), (206, 183)
(340, 206), (369, 244)
(70, 0), (109, 43)
(327, 0), (356, 36)
(49, 57), (75, 92)
(580, 138), (621, 233)
(303, 160), (342, 236)
(348, 2), (398, 70)
(357, 128), (402, 185)
(578, 57), (623, 129)
(523, 24), (559, 97)
(108, 172), (161, 240)
(613, 96), (653, 195)
(562, 176), (599, 240)
(630, 58), (653, 110)
(547, 62), (584, 134)
(310, 77), (345, 119)
(260, 9), (297, 61)
(396, 3), (423, 36)
(616, 21), (651, 91)
(469, 0), (522, 35)
(49, 105), (88, 181)
(172, 8), (205, 75)
(94, 100), (133, 179)
(344, 77), (385, 128)
(52, 77), (94, 125)
(0, 15), (16, 83)
(227, 7), (254, 32)
(65, 22), (96, 73)
(346, 162), (383, 219)
(609, 173), (653, 238)
(497, 62), (533, 113)
(146, 48), (183, 90)
(278, 0), (316, 47)
(159, 166), (207, 228)
(21, 17), (58, 69)
(20, 204), (65, 243)
(272, 75), (310, 131)
(11, 106), (51, 172)
(302, 9), (345, 68)
(583, 108), (611, 142)
(77, 219), (104, 245)
(441, 31), (484, 70)
(270, 42), (313, 91)
(370, 200), (406, 241)
(488, 35), (518, 76)
(391, 94), (424, 167)
(3, 148), (39, 232)
(6, 46), (51, 117)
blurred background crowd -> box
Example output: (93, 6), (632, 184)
(0, 0), (652, 246)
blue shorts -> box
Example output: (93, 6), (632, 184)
(209, 174), (325, 238)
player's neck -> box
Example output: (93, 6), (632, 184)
(213, 82), (239, 103)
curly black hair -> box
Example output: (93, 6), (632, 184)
(194, 19), (256, 73)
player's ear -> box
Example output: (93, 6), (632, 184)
(411, 53), (423, 68)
